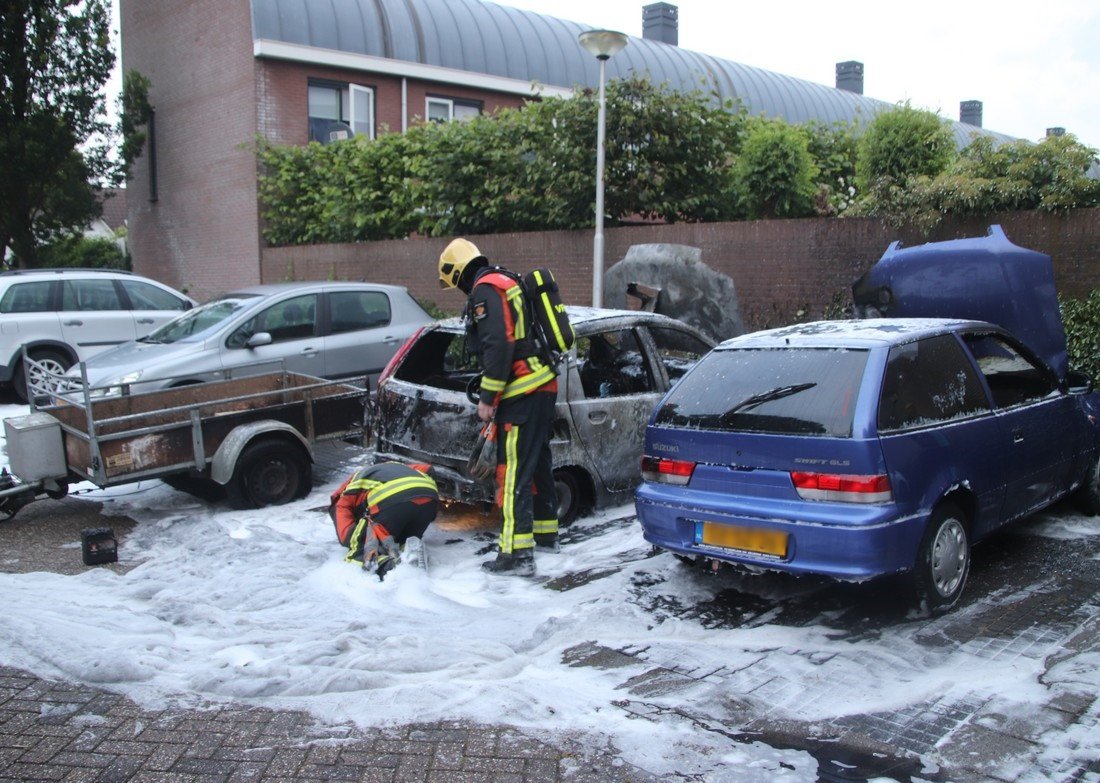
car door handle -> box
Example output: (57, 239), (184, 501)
(63, 320), (84, 327)
(136, 317), (155, 324)
(301, 348), (319, 356)
(588, 411), (609, 424)
(1012, 429), (1025, 443)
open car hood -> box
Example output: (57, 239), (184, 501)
(852, 225), (1069, 379)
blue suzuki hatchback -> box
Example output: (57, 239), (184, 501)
(636, 229), (1100, 613)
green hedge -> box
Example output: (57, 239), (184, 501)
(1062, 291), (1100, 380)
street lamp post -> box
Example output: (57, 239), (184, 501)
(578, 29), (628, 308)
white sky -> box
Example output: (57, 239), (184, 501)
(106, 0), (1100, 150)
(0, 402), (1098, 779)
(501, 0), (1100, 150)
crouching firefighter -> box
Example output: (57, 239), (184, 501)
(329, 461), (439, 580)
(438, 237), (561, 577)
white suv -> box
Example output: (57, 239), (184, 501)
(0, 269), (195, 400)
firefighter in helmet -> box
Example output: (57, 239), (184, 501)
(329, 461), (439, 580)
(438, 238), (560, 576)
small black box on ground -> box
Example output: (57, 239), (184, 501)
(81, 527), (117, 566)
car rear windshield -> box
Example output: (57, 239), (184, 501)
(653, 347), (869, 437)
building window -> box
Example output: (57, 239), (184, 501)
(308, 80), (374, 143)
(426, 97), (482, 124)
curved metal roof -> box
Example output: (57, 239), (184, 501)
(250, 0), (1015, 147)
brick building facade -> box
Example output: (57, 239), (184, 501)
(120, 0), (552, 300)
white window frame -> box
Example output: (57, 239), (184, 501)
(426, 96), (481, 124)
(426, 97), (454, 124)
(349, 84), (375, 139)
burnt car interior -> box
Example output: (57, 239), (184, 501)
(394, 329), (481, 392)
(577, 330), (653, 398)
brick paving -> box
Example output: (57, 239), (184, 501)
(0, 665), (657, 783)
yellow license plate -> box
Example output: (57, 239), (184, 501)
(700, 522), (788, 558)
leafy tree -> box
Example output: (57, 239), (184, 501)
(920, 134), (1100, 216)
(0, 0), (117, 267)
(118, 68), (153, 172)
(855, 104), (955, 190)
(37, 232), (127, 268)
(804, 119), (859, 215)
(733, 118), (818, 219)
(598, 77), (745, 224)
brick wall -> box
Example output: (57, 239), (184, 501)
(260, 208), (1100, 327)
(121, 0), (261, 299)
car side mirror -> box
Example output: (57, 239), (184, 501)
(1063, 370), (1094, 395)
(246, 332), (273, 349)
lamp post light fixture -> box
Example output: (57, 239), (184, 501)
(578, 29), (628, 308)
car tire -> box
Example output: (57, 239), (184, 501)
(911, 502), (971, 615)
(225, 439), (311, 509)
(554, 468), (586, 527)
(12, 349), (72, 403)
(1071, 453), (1100, 516)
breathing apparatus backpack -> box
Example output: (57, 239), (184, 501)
(471, 266), (575, 366)
(520, 267), (575, 364)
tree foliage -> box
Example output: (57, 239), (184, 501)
(855, 104), (956, 190)
(916, 134), (1100, 216)
(0, 0), (118, 267)
(37, 232), (127, 268)
(258, 77), (746, 244)
(1061, 290), (1100, 382)
(118, 68), (153, 172)
(734, 118), (818, 219)
(257, 82), (1099, 246)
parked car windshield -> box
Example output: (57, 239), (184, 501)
(653, 347), (869, 437)
(140, 295), (259, 344)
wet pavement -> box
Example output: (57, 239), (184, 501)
(0, 438), (1098, 782)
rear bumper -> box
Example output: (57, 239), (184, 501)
(634, 483), (927, 581)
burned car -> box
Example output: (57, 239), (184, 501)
(369, 307), (715, 523)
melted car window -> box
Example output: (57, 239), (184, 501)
(576, 329), (653, 398)
(648, 326), (712, 382)
(654, 347), (868, 437)
(878, 334), (990, 432)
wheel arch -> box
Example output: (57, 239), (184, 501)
(210, 421), (312, 486)
(9, 340), (79, 370)
(553, 463), (596, 524)
(935, 485), (977, 534)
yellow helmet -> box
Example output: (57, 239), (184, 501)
(438, 238), (484, 289)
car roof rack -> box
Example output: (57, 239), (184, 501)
(0, 268), (135, 276)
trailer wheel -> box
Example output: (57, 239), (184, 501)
(226, 439), (311, 509)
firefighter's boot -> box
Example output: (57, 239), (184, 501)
(481, 549), (536, 577)
(534, 534), (560, 553)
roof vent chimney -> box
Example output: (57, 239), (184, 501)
(1047, 127), (1066, 137)
(960, 100), (983, 127)
(642, 3), (678, 46)
(836, 61), (863, 94)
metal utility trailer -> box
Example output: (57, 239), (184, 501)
(0, 356), (368, 518)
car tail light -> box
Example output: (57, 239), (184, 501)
(790, 471), (892, 503)
(377, 326), (426, 388)
(641, 455), (696, 485)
